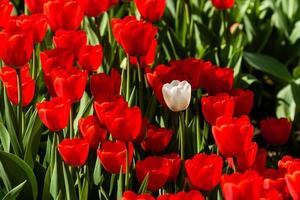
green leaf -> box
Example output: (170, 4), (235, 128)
(244, 52), (292, 82)
(62, 164), (77, 200)
(0, 151), (38, 200)
(137, 173), (149, 194)
(117, 167), (123, 200)
(290, 21), (300, 44)
(277, 84), (296, 120)
(0, 123), (10, 152)
(2, 180), (27, 200)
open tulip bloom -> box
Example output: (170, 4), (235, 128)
(1, 0), (300, 200)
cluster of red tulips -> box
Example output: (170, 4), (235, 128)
(0, 0), (299, 199)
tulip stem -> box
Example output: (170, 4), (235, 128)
(179, 112), (186, 161)
(126, 54), (131, 101)
(137, 58), (144, 112)
(76, 169), (82, 196)
(69, 108), (73, 138)
(125, 143), (130, 190)
(16, 68), (23, 138)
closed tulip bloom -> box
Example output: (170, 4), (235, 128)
(50, 68), (88, 103)
(221, 170), (263, 200)
(0, 65), (35, 106)
(78, 115), (107, 150)
(163, 153), (181, 181)
(162, 80), (191, 112)
(260, 118), (292, 145)
(235, 142), (258, 171)
(212, 115), (254, 157)
(78, 44), (103, 72)
(94, 97), (142, 142)
(53, 30), (87, 59)
(90, 69), (121, 103)
(0, 0), (13, 28)
(185, 153), (223, 191)
(136, 156), (171, 191)
(252, 148), (267, 174)
(141, 124), (173, 153)
(134, 0), (166, 22)
(36, 97), (71, 131)
(25, 0), (46, 13)
(78, 0), (118, 17)
(260, 189), (283, 200)
(211, 0), (235, 10)
(122, 191), (155, 200)
(278, 156), (300, 172)
(230, 89), (254, 117)
(111, 16), (157, 56)
(285, 161), (300, 200)
(43, 0), (84, 32)
(58, 138), (89, 166)
(201, 93), (234, 125)
(0, 32), (33, 68)
(157, 190), (205, 200)
(130, 39), (157, 68)
(97, 141), (133, 174)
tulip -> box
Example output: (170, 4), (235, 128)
(78, 44), (103, 72)
(90, 69), (121, 103)
(78, 0), (118, 17)
(260, 189), (283, 200)
(78, 115), (107, 150)
(122, 191), (155, 200)
(97, 141), (133, 174)
(134, 0), (166, 22)
(260, 118), (291, 145)
(130, 39), (157, 68)
(201, 93), (234, 125)
(163, 153), (181, 181)
(278, 156), (300, 172)
(162, 80), (191, 112)
(211, 0), (235, 10)
(111, 16), (157, 56)
(157, 190), (205, 200)
(53, 30), (87, 59)
(252, 148), (268, 174)
(0, 0), (13, 28)
(285, 161), (300, 200)
(94, 97), (142, 142)
(221, 170), (263, 200)
(185, 153), (223, 191)
(25, 0), (46, 13)
(58, 138), (89, 166)
(136, 156), (171, 191)
(141, 124), (173, 153)
(235, 142), (258, 171)
(263, 168), (289, 199)
(50, 68), (88, 103)
(43, 0), (84, 32)
(230, 89), (254, 116)
(0, 65), (35, 106)
(36, 97), (71, 131)
(212, 115), (254, 157)
(0, 32), (33, 68)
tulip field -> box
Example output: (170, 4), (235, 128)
(1, 0), (300, 199)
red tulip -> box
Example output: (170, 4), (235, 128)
(0, 0), (13, 28)
(163, 153), (181, 181)
(36, 97), (71, 131)
(77, 0), (118, 17)
(58, 138), (89, 166)
(221, 170), (263, 200)
(43, 0), (84, 32)
(94, 97), (142, 142)
(212, 115), (254, 157)
(157, 190), (205, 200)
(111, 16), (157, 56)
(252, 148), (267, 174)
(141, 124), (173, 153)
(0, 32), (33, 68)
(97, 141), (133, 174)
(260, 118), (291, 145)
(211, 0), (235, 9)
(285, 161), (300, 200)
(50, 68), (88, 103)
(78, 44), (103, 72)
(53, 30), (87, 59)
(236, 142), (258, 171)
(278, 156), (300, 172)
(260, 189), (283, 200)
(203, 67), (234, 95)
(78, 115), (107, 150)
(122, 191), (155, 200)
(230, 89), (254, 116)
(134, 0), (166, 22)
(185, 153), (223, 191)
(201, 93), (234, 125)
(25, 0), (46, 13)
(0, 65), (35, 106)
(90, 69), (121, 103)
(136, 156), (171, 191)
(130, 39), (157, 68)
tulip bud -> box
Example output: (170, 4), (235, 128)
(162, 80), (191, 112)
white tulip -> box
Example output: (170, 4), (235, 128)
(162, 80), (191, 112)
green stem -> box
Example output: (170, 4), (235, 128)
(179, 112), (186, 161)
(16, 68), (23, 139)
(76, 169), (82, 196)
(137, 58), (144, 113)
(69, 108), (73, 138)
(125, 142), (130, 190)
(126, 54), (131, 101)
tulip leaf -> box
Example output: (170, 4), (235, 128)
(276, 84), (296, 120)
(244, 52), (292, 82)
(2, 180), (27, 200)
(0, 151), (38, 200)
(117, 167), (123, 200)
(137, 173), (149, 194)
(62, 164), (77, 200)
(0, 123), (10, 152)
(80, 177), (89, 200)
